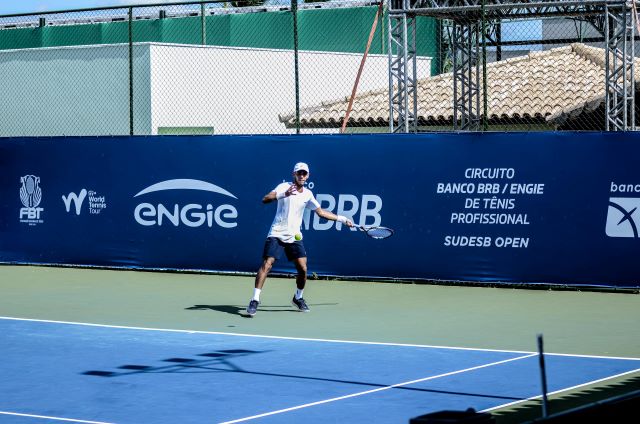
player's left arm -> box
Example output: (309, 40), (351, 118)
(315, 208), (354, 227)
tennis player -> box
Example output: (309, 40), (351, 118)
(246, 162), (353, 316)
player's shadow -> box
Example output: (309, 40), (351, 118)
(186, 303), (338, 317)
(186, 304), (250, 316)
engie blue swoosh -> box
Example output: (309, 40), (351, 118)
(134, 179), (238, 199)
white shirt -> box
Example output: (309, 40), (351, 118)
(268, 182), (320, 243)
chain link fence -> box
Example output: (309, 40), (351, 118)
(0, 0), (635, 135)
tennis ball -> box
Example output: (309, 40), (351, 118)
(295, 233), (302, 241)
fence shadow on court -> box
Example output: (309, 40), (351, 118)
(81, 349), (523, 403)
(492, 374), (640, 424)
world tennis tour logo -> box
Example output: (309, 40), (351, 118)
(606, 197), (640, 238)
(133, 179), (238, 228)
(62, 189), (107, 215)
(19, 175), (44, 225)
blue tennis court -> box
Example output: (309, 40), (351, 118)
(1, 317), (639, 424)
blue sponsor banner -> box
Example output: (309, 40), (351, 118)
(0, 132), (638, 288)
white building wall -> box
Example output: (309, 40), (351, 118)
(149, 43), (431, 134)
(0, 44), (152, 137)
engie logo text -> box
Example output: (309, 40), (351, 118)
(133, 179), (238, 228)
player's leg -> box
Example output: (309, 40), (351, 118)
(254, 256), (276, 290)
(292, 257), (308, 291)
(247, 238), (282, 316)
(291, 257), (310, 312)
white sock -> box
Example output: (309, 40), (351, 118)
(295, 289), (304, 300)
(252, 288), (261, 302)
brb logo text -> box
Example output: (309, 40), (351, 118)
(606, 197), (640, 238)
(19, 175), (44, 225)
(606, 182), (640, 238)
(134, 179), (238, 228)
(302, 194), (382, 230)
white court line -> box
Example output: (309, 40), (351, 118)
(481, 366), (640, 412)
(0, 411), (113, 424)
(2, 316), (639, 360)
(219, 353), (538, 423)
(0, 316), (530, 353)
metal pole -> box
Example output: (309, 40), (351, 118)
(481, 0), (488, 131)
(381, 1), (386, 54)
(623, 6), (628, 128)
(452, 24), (458, 129)
(402, 15), (409, 132)
(605, 5), (610, 131)
(128, 7), (134, 136)
(474, 23), (480, 130)
(631, 3), (636, 130)
(201, 3), (206, 46)
(496, 20), (502, 61)
(292, 0), (300, 134)
(537, 334), (549, 418)
(341, 2), (384, 133)
(387, 9), (395, 132)
(411, 13), (417, 133)
(467, 22), (472, 126)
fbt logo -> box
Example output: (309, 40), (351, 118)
(134, 179), (238, 228)
(303, 194), (382, 230)
(62, 189), (107, 215)
(606, 197), (640, 238)
(19, 175), (44, 225)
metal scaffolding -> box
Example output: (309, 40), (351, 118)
(452, 19), (481, 130)
(387, 0), (637, 132)
(388, 3), (418, 132)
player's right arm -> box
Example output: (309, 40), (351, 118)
(262, 183), (296, 204)
(262, 191), (277, 204)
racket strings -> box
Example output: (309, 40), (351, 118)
(366, 227), (393, 239)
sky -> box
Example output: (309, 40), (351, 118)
(0, 1), (207, 15)
(0, 0), (312, 15)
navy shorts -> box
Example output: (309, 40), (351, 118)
(262, 237), (307, 261)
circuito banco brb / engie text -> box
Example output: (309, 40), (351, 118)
(437, 168), (545, 249)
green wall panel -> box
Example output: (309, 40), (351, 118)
(0, 27), (42, 50)
(227, 12), (293, 49)
(134, 16), (203, 45)
(299, 7), (382, 53)
(0, 7), (438, 73)
(41, 24), (103, 47)
(100, 21), (130, 45)
(205, 14), (232, 46)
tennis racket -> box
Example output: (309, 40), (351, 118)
(357, 225), (394, 239)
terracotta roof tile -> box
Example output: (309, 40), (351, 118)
(281, 43), (638, 128)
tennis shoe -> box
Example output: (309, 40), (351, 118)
(246, 299), (259, 316)
(291, 296), (310, 312)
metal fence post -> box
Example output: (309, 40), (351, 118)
(128, 7), (134, 136)
(292, 0), (300, 134)
(201, 3), (207, 46)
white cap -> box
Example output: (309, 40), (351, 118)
(293, 162), (309, 173)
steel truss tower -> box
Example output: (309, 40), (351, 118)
(388, 3), (418, 132)
(387, 0), (637, 132)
